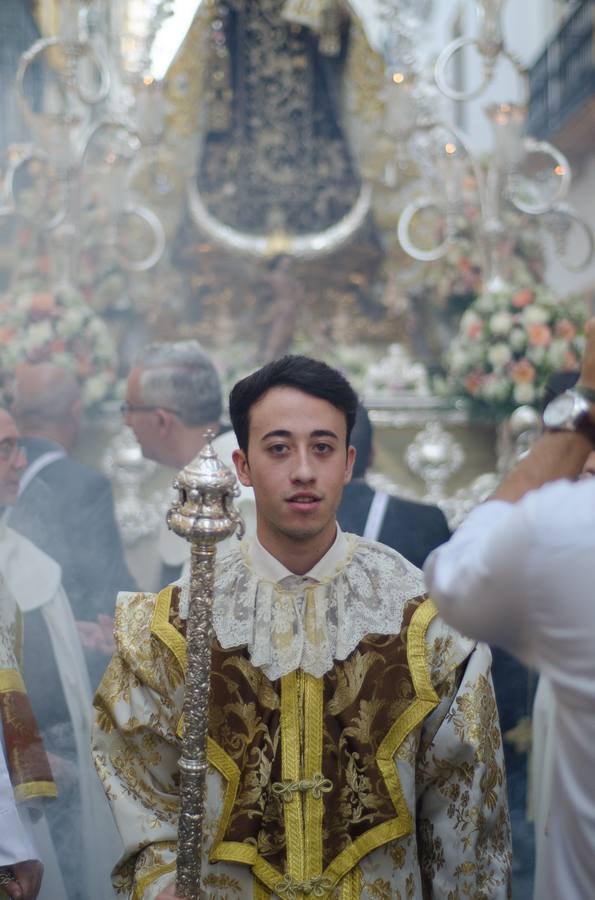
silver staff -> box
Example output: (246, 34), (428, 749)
(167, 435), (244, 899)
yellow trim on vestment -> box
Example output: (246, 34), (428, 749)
(304, 672), (324, 879)
(322, 597), (439, 889)
(150, 585), (188, 737)
(340, 865), (363, 899)
(14, 606), (23, 669)
(0, 668), (26, 693)
(151, 585), (187, 672)
(132, 858), (176, 900)
(13, 780), (57, 802)
(207, 736), (240, 852)
(207, 737), (284, 889)
(149, 585), (440, 897)
(281, 670), (306, 885)
(254, 881), (272, 900)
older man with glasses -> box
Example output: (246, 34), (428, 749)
(123, 340), (256, 585)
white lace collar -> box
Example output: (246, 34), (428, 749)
(179, 532), (426, 680)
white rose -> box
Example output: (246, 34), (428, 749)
(510, 328), (527, 351)
(527, 345), (546, 365)
(50, 352), (76, 371)
(461, 309), (482, 329)
(522, 305), (549, 325)
(489, 312), (513, 335)
(57, 309), (86, 339)
(547, 339), (569, 369)
(482, 376), (509, 401)
(488, 343), (512, 369)
(513, 382), (536, 404)
(83, 373), (110, 405)
(24, 321), (52, 351)
(475, 294), (492, 313)
(448, 348), (469, 374)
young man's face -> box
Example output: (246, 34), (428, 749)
(233, 386), (355, 558)
(0, 409), (26, 507)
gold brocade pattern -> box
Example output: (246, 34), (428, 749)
(94, 570), (512, 899)
(158, 591), (438, 895)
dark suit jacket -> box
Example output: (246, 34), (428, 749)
(336, 480), (451, 569)
(10, 437), (137, 689)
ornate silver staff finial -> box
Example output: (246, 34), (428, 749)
(167, 434), (244, 899)
(167, 431), (245, 546)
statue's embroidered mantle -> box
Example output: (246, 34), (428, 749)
(93, 538), (512, 900)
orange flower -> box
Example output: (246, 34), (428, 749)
(527, 323), (552, 346)
(0, 327), (15, 342)
(512, 289), (534, 308)
(29, 292), (55, 314)
(511, 359), (536, 384)
(77, 357), (91, 377)
(555, 319), (577, 341)
(468, 322), (484, 341)
(464, 371), (484, 395)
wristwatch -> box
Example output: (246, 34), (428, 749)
(542, 388), (595, 443)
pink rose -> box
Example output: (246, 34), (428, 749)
(511, 359), (536, 384)
(512, 289), (534, 308)
(555, 319), (577, 341)
(527, 323), (552, 346)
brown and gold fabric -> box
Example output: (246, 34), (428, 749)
(0, 574), (56, 803)
(93, 543), (511, 900)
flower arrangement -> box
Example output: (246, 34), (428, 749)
(0, 285), (118, 408)
(444, 281), (586, 415)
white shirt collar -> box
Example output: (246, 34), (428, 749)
(249, 525), (350, 584)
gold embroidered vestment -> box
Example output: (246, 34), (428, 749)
(93, 543), (512, 900)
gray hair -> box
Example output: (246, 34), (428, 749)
(13, 363), (81, 426)
(137, 341), (222, 427)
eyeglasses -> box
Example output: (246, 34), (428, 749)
(120, 402), (183, 417)
(0, 437), (25, 462)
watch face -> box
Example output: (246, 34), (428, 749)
(543, 392), (577, 429)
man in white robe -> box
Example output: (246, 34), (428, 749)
(94, 355), (511, 899)
(0, 572), (47, 900)
(0, 407), (121, 900)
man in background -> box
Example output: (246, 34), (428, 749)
(123, 340), (255, 583)
(0, 406), (121, 900)
(10, 362), (136, 687)
(1, 573), (47, 900)
(425, 319), (595, 898)
(336, 403), (451, 566)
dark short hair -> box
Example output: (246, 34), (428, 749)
(350, 403), (373, 478)
(229, 355), (358, 453)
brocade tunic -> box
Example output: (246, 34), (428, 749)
(93, 533), (511, 899)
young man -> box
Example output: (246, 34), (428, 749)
(93, 356), (511, 899)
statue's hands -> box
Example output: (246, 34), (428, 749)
(0, 860), (43, 900)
